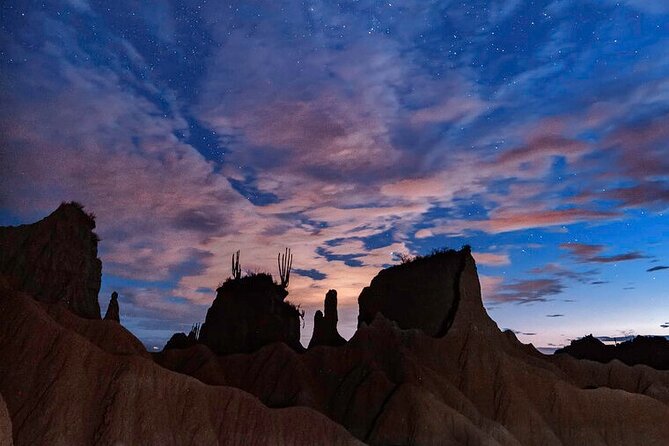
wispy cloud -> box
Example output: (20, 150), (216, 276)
(560, 243), (648, 264)
(647, 266), (669, 272)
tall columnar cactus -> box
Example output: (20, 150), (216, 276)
(188, 323), (201, 341)
(231, 250), (241, 280)
(277, 248), (293, 288)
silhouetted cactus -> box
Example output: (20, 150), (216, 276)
(231, 250), (241, 280)
(277, 248), (293, 288)
(187, 323), (201, 341)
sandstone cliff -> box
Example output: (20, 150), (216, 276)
(198, 273), (303, 355)
(158, 249), (669, 445)
(0, 285), (360, 446)
(357, 247), (469, 337)
(3, 205), (669, 445)
(0, 202), (101, 319)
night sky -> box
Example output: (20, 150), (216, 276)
(1, 0), (668, 351)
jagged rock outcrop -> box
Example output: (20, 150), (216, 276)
(0, 202), (101, 319)
(158, 249), (669, 445)
(556, 334), (669, 370)
(103, 291), (120, 322)
(198, 273), (303, 355)
(357, 247), (469, 337)
(164, 324), (200, 351)
(0, 284), (360, 446)
(309, 290), (347, 349)
(4, 206), (669, 445)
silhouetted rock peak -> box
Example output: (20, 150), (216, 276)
(557, 334), (669, 370)
(198, 273), (303, 355)
(0, 201), (102, 319)
(164, 323), (201, 351)
(103, 291), (120, 322)
(358, 247), (475, 337)
(309, 289), (347, 348)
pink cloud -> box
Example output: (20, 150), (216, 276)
(473, 252), (511, 266)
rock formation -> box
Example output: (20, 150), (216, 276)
(103, 291), (120, 322)
(357, 247), (469, 336)
(309, 289), (347, 348)
(0, 205), (357, 445)
(159, 248), (669, 445)
(198, 273), (303, 355)
(557, 334), (669, 370)
(164, 323), (200, 350)
(0, 285), (360, 445)
(0, 202), (101, 319)
(4, 205), (669, 445)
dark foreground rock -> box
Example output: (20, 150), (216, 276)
(158, 249), (669, 445)
(309, 290), (347, 349)
(0, 285), (360, 446)
(0, 202), (101, 319)
(103, 291), (120, 322)
(198, 273), (303, 355)
(3, 205), (669, 446)
(556, 334), (669, 370)
(357, 247), (469, 336)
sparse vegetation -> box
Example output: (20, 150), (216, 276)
(277, 248), (293, 288)
(286, 300), (306, 328)
(394, 245), (471, 265)
(188, 323), (201, 341)
(231, 250), (241, 280)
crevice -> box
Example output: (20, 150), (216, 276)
(364, 383), (401, 443)
(436, 250), (468, 338)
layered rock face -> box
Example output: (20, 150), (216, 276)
(557, 334), (669, 370)
(198, 273), (303, 355)
(4, 205), (669, 445)
(309, 290), (347, 348)
(159, 250), (669, 445)
(357, 248), (469, 337)
(0, 205), (359, 446)
(0, 202), (101, 319)
(0, 286), (360, 446)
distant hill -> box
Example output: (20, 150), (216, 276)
(556, 334), (669, 370)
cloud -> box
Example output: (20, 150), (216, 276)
(485, 208), (618, 233)
(473, 252), (510, 266)
(587, 252), (648, 263)
(507, 329), (537, 336)
(647, 266), (669, 272)
(560, 243), (647, 264)
(546, 314), (564, 318)
(487, 278), (564, 304)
